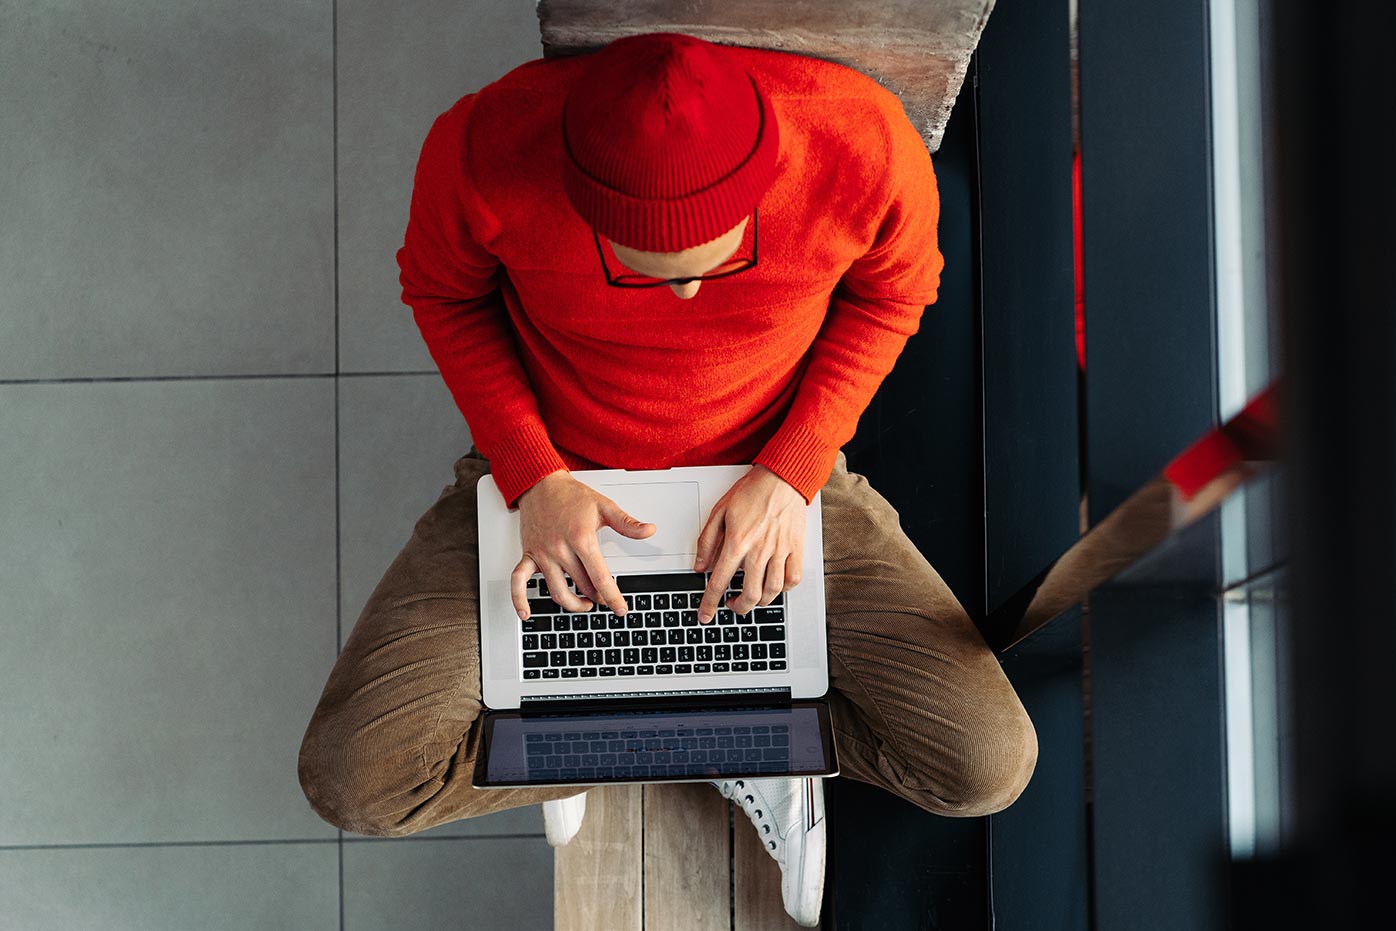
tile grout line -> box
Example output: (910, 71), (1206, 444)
(332, 2), (343, 930)
(0, 371), (439, 386)
(0, 835), (547, 852)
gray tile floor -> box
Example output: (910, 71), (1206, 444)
(1, 2), (554, 927)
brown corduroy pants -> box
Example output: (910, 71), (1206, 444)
(297, 447), (1037, 837)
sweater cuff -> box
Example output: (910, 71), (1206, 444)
(753, 420), (839, 506)
(481, 422), (570, 510)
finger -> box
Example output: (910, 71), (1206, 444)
(784, 550), (803, 589)
(699, 542), (743, 625)
(598, 497), (656, 540)
(693, 505), (726, 572)
(732, 551), (771, 616)
(759, 551), (786, 606)
(542, 560), (590, 613)
(558, 551), (601, 612)
(512, 555), (540, 619)
(577, 546), (629, 617)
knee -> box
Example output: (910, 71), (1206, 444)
(942, 707), (1039, 817)
(297, 720), (419, 838)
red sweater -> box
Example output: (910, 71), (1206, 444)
(397, 47), (944, 509)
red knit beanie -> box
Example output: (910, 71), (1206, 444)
(561, 32), (780, 253)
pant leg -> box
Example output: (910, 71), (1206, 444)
(297, 445), (594, 838)
(820, 450), (1039, 817)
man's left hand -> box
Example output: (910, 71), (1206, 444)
(693, 464), (807, 624)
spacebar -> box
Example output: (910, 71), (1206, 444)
(613, 571), (708, 594)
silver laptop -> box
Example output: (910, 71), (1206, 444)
(471, 462), (839, 788)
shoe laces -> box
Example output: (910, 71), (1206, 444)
(715, 779), (783, 856)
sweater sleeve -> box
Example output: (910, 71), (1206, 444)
(396, 97), (569, 510)
(753, 105), (944, 504)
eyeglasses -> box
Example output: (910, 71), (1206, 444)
(594, 207), (759, 288)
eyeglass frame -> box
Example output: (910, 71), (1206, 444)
(593, 207), (759, 288)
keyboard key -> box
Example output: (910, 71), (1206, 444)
(686, 629), (703, 644)
(750, 661), (767, 671)
(562, 668), (578, 677)
(542, 669), (559, 678)
(641, 648), (658, 663)
(550, 650), (567, 666)
(637, 665), (654, 675)
(756, 608), (784, 624)
(653, 594), (670, 610)
(667, 630), (685, 645)
(605, 649), (621, 665)
(580, 668), (597, 677)
(678, 647), (694, 662)
(758, 626), (785, 641)
(694, 663), (711, 673)
(713, 662), (730, 672)
(715, 645), (731, 660)
(553, 616), (571, 632)
(524, 669), (540, 679)
(608, 615), (625, 629)
(623, 648), (639, 664)
(741, 626), (758, 642)
(522, 634), (539, 651)
(660, 647), (676, 662)
(717, 609), (736, 625)
(568, 650), (585, 665)
(540, 634), (557, 650)
(577, 632), (593, 647)
(631, 630), (648, 646)
(752, 644), (767, 659)
(521, 617), (551, 633)
(587, 649), (603, 665)
(619, 666), (635, 676)
(656, 664), (673, 674)
(614, 631), (630, 647)
(528, 598), (557, 616)
(523, 652), (547, 668)
(681, 612), (699, 627)
(675, 664), (693, 674)
(771, 660), (787, 670)
(704, 627), (721, 643)
(770, 643), (786, 658)
(559, 634), (575, 648)
(600, 667), (617, 676)
(628, 614), (646, 628)
(663, 611), (681, 627)
(633, 594), (651, 610)
(723, 627), (740, 643)
(732, 661), (749, 672)
(697, 646), (712, 661)
(733, 644), (749, 660)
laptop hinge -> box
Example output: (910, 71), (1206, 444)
(517, 686), (792, 713)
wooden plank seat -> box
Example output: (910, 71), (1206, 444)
(555, 783), (816, 930)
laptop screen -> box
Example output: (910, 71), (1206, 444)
(473, 700), (836, 788)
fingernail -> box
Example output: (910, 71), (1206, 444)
(694, 558), (706, 571)
(518, 609), (528, 620)
(698, 613), (710, 624)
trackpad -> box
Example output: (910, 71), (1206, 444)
(595, 482), (700, 558)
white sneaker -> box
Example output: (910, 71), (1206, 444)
(714, 777), (826, 927)
(542, 791), (588, 848)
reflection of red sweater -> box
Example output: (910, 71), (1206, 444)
(396, 48), (944, 509)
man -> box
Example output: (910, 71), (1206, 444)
(298, 32), (1037, 927)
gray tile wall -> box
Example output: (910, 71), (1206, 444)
(0, 2), (554, 927)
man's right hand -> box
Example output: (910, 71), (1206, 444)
(512, 470), (656, 620)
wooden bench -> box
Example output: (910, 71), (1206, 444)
(555, 783), (816, 930)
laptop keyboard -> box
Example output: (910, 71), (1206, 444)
(519, 570), (789, 681)
(525, 724), (792, 781)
